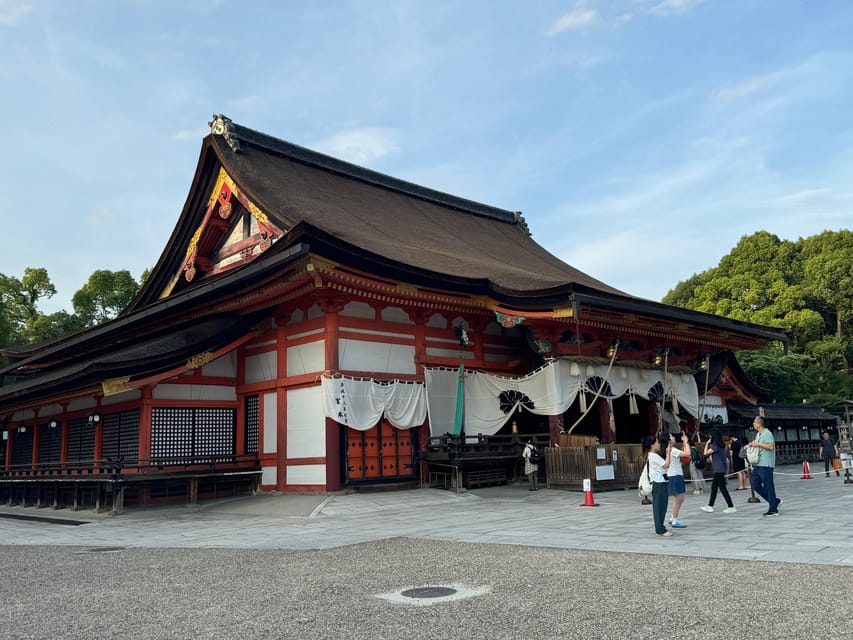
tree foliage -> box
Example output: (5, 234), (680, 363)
(664, 230), (853, 403)
(0, 268), (143, 351)
(72, 269), (140, 327)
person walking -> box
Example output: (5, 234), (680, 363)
(522, 439), (539, 491)
(730, 436), (748, 490)
(750, 416), (780, 516)
(668, 432), (690, 528)
(818, 431), (840, 478)
(700, 428), (736, 513)
(644, 434), (673, 537)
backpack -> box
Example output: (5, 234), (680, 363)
(691, 446), (705, 470)
(638, 461), (653, 498)
(528, 447), (542, 465)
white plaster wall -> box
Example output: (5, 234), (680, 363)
(202, 351), (236, 377)
(287, 340), (324, 376)
(426, 313), (447, 328)
(37, 403), (63, 418)
(306, 303), (322, 320)
(339, 339), (416, 374)
(341, 301), (375, 319)
(263, 392), (277, 454)
(286, 385), (325, 458)
(426, 347), (474, 360)
(101, 390), (142, 405)
(152, 385), (236, 401)
(286, 464), (326, 486)
(245, 351), (277, 384)
(67, 398), (97, 413)
(380, 306), (413, 324)
(261, 466), (277, 486)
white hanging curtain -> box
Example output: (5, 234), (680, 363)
(423, 359), (699, 436)
(321, 376), (426, 430)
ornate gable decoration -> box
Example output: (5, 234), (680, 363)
(161, 167), (285, 298)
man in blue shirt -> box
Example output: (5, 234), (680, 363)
(750, 416), (781, 516)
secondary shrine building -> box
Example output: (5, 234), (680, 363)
(0, 115), (787, 509)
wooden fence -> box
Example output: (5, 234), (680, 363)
(545, 444), (646, 490)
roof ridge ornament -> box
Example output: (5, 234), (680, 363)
(208, 114), (242, 153)
(514, 211), (531, 236)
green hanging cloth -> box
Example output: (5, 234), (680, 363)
(452, 363), (465, 435)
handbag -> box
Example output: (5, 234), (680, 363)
(738, 445), (748, 460)
(831, 458), (842, 471)
(638, 461), (653, 498)
(746, 445), (760, 465)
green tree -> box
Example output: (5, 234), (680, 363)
(27, 311), (87, 344)
(664, 230), (853, 403)
(801, 230), (853, 344)
(72, 269), (140, 327)
(0, 267), (57, 345)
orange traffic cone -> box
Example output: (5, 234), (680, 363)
(800, 460), (813, 479)
(580, 478), (599, 507)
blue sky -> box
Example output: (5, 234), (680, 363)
(2, 0), (851, 314)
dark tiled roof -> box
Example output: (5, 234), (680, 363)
(212, 119), (627, 297)
(728, 402), (838, 425)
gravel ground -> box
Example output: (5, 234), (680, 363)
(2, 538), (850, 640)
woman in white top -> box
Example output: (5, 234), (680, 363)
(644, 434), (673, 537)
(668, 432), (690, 528)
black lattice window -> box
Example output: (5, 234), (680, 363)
(245, 395), (259, 454)
(101, 410), (140, 466)
(151, 407), (235, 464)
(195, 408), (235, 459)
(11, 428), (34, 467)
(38, 422), (63, 465)
(66, 418), (95, 466)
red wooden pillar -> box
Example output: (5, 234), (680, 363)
(319, 295), (345, 492)
(548, 415), (563, 447)
(59, 404), (69, 470)
(4, 428), (11, 471)
(275, 319), (289, 491)
(139, 387), (153, 464)
(93, 403), (103, 469)
(648, 402), (660, 435)
(410, 309), (431, 478)
(598, 397), (615, 444)
(31, 411), (40, 469)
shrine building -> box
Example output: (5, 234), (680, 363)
(0, 115), (788, 510)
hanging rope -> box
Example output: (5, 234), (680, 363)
(566, 340), (619, 434)
(693, 354), (711, 444)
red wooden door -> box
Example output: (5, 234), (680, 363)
(346, 420), (416, 483)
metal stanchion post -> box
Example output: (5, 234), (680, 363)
(747, 463), (760, 503)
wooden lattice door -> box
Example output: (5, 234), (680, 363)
(346, 420), (416, 483)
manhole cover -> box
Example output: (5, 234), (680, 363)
(401, 587), (458, 599)
(377, 584), (490, 606)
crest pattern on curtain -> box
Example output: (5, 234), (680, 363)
(321, 360), (699, 436)
(424, 359), (699, 436)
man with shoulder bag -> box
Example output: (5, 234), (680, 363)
(750, 416), (781, 516)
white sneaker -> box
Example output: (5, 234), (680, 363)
(700, 505), (714, 513)
(723, 507), (737, 513)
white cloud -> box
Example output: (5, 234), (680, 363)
(651, 0), (707, 16)
(712, 77), (767, 102)
(172, 127), (209, 141)
(545, 7), (598, 36)
(0, 0), (35, 27)
(312, 127), (399, 165)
